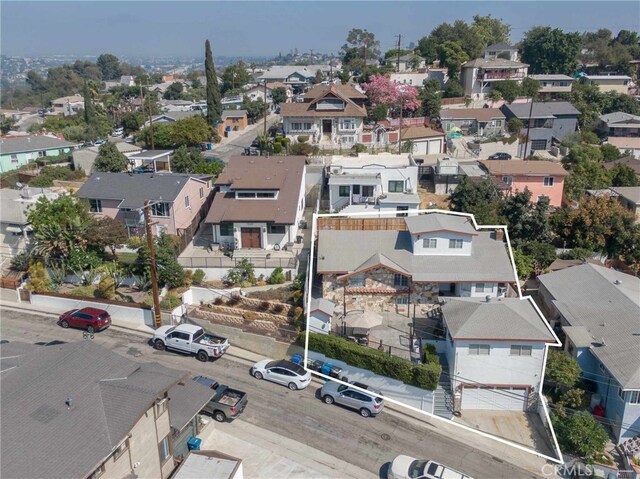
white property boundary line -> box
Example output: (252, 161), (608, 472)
(304, 208), (564, 465)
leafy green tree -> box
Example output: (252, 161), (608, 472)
(171, 145), (204, 173)
(313, 70), (324, 84)
(138, 123), (173, 149)
(134, 233), (185, 289)
(120, 112), (144, 136)
(341, 28), (381, 69)
(0, 114), (17, 134)
(513, 249), (534, 280)
(609, 164), (639, 187)
(600, 143), (622, 162)
(491, 80), (520, 103)
(551, 411), (608, 459)
(242, 97), (266, 124)
(94, 142), (128, 172)
(562, 143), (603, 170)
(368, 104), (388, 123)
(192, 160), (224, 176)
(437, 41), (469, 81)
(170, 115), (211, 147)
(221, 61), (251, 94)
(162, 82), (184, 100)
(520, 77), (540, 99)
(501, 190), (551, 247)
(338, 70), (351, 84)
(450, 177), (504, 225)
(83, 81), (95, 124)
(268, 267), (285, 285)
(271, 87), (287, 105)
(96, 53), (122, 80)
(87, 216), (127, 255)
(420, 78), (441, 118)
(564, 160), (611, 200)
(521, 241), (557, 269)
(443, 78), (464, 98)
(205, 39), (223, 125)
(546, 350), (581, 390)
(521, 27), (582, 74)
(507, 117), (523, 134)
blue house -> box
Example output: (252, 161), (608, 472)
(538, 263), (640, 445)
(0, 135), (78, 173)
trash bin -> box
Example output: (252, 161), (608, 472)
(187, 436), (202, 451)
(296, 235), (303, 244)
(291, 353), (303, 365)
(225, 125), (232, 132)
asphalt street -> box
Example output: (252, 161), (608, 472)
(0, 307), (546, 479)
(207, 114), (281, 162)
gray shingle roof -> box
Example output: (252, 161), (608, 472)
(317, 228), (515, 282)
(528, 74), (574, 81)
(0, 135), (78, 155)
(404, 213), (478, 237)
(310, 298), (336, 316)
(538, 263), (640, 389)
(0, 341), (192, 479)
(76, 172), (211, 209)
(168, 379), (214, 432)
(441, 297), (556, 341)
(502, 101), (580, 119)
(599, 112), (640, 125)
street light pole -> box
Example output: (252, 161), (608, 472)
(144, 200), (162, 328)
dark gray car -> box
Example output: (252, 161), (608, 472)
(320, 381), (384, 417)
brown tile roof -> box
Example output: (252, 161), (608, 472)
(479, 160), (569, 177)
(206, 156), (306, 224)
(603, 156), (640, 174)
(303, 84), (367, 100)
(440, 108), (506, 122)
(280, 101), (366, 118)
(400, 126), (445, 140)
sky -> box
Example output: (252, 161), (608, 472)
(2, 1), (639, 59)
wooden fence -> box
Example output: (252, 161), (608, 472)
(441, 97), (466, 106)
(317, 217), (408, 231)
(176, 192), (214, 255)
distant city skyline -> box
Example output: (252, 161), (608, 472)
(2, 1), (639, 59)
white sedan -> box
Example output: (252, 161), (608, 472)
(388, 455), (472, 479)
(250, 359), (311, 390)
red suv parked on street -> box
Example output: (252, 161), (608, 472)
(58, 307), (112, 333)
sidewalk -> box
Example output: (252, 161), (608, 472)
(198, 416), (375, 479)
(212, 113), (279, 149)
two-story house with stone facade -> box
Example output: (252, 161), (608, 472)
(280, 84), (367, 147)
(316, 213), (517, 316)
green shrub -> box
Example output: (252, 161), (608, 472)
(303, 332), (441, 390)
(126, 236), (145, 249)
(159, 293), (182, 310)
(273, 142), (283, 154)
(10, 252), (30, 272)
(280, 137), (290, 146)
(290, 143), (314, 156)
(551, 411), (608, 458)
(297, 135), (309, 143)
(64, 285), (98, 298)
(423, 344), (439, 365)
(192, 269), (206, 285)
(27, 261), (51, 293)
(352, 143), (367, 153)
(268, 267), (285, 285)
(97, 275), (116, 299)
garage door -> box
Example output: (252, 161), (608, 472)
(461, 386), (527, 411)
(427, 139), (442, 154)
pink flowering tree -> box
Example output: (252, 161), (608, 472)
(362, 74), (421, 115)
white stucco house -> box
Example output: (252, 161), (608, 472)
(205, 156), (306, 251)
(325, 153), (420, 214)
(432, 297), (559, 412)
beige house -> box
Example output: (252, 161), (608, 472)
(0, 341), (213, 479)
(583, 75), (632, 94)
(528, 74), (574, 94)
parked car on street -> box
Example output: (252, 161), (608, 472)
(192, 375), (248, 422)
(111, 127), (124, 137)
(320, 381), (384, 417)
(58, 307), (111, 333)
(487, 152), (512, 160)
(250, 359), (311, 390)
(388, 455), (472, 479)
(152, 324), (229, 361)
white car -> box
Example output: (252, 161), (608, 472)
(250, 359), (311, 390)
(389, 455), (472, 479)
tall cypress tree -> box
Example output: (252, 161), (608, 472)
(83, 81), (94, 124)
(205, 39), (222, 125)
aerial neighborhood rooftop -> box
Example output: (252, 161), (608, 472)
(1, 5), (640, 479)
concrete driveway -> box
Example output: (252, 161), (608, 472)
(454, 410), (556, 458)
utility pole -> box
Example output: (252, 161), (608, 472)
(144, 200), (162, 329)
(263, 80), (268, 137)
(523, 94), (536, 159)
(140, 82), (155, 150)
(398, 93), (404, 154)
(329, 54), (333, 79)
(396, 34), (402, 73)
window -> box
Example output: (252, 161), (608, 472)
(394, 274), (408, 287)
(618, 387), (625, 401)
(88, 464), (105, 479)
(155, 399), (168, 418)
(89, 199), (102, 213)
(531, 139), (547, 151)
(423, 238), (437, 248)
(469, 344), (490, 355)
(475, 283), (487, 293)
(219, 223), (233, 236)
(543, 176), (554, 187)
(257, 192), (276, 198)
(349, 274), (365, 287)
(199, 187), (204, 198)
(559, 81), (569, 87)
(237, 192), (255, 198)
(388, 180), (404, 193)
(339, 186), (350, 197)
(396, 296), (408, 305)
(291, 122), (312, 131)
(339, 119), (355, 130)
(396, 205), (408, 217)
(268, 224), (286, 234)
(449, 239), (463, 249)
(510, 345), (532, 356)
(361, 185), (374, 197)
(10, 154), (18, 164)
(502, 176), (513, 186)
(352, 185), (361, 194)
(185, 196), (190, 208)
(158, 435), (170, 464)
(150, 202), (170, 217)
(495, 120), (502, 127)
(113, 440), (129, 461)
(38, 150), (46, 158)
(630, 391), (640, 404)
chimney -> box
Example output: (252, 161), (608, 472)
(495, 229), (505, 241)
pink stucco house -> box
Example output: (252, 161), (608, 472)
(479, 160), (569, 207)
(77, 172), (214, 237)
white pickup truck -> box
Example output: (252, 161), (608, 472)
(152, 324), (229, 361)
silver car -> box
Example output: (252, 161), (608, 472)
(320, 381), (384, 417)
(251, 359), (312, 390)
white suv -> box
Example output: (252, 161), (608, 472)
(251, 359), (311, 390)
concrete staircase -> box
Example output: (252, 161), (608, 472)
(433, 354), (454, 420)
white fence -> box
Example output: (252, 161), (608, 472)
(181, 286), (241, 306)
(30, 293), (154, 327)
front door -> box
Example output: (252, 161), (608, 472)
(322, 119), (332, 140)
(241, 227), (261, 248)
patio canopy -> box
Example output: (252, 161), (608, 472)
(344, 311), (383, 329)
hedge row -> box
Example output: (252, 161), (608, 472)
(302, 332), (441, 390)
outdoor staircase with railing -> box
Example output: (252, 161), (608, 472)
(433, 354), (454, 420)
